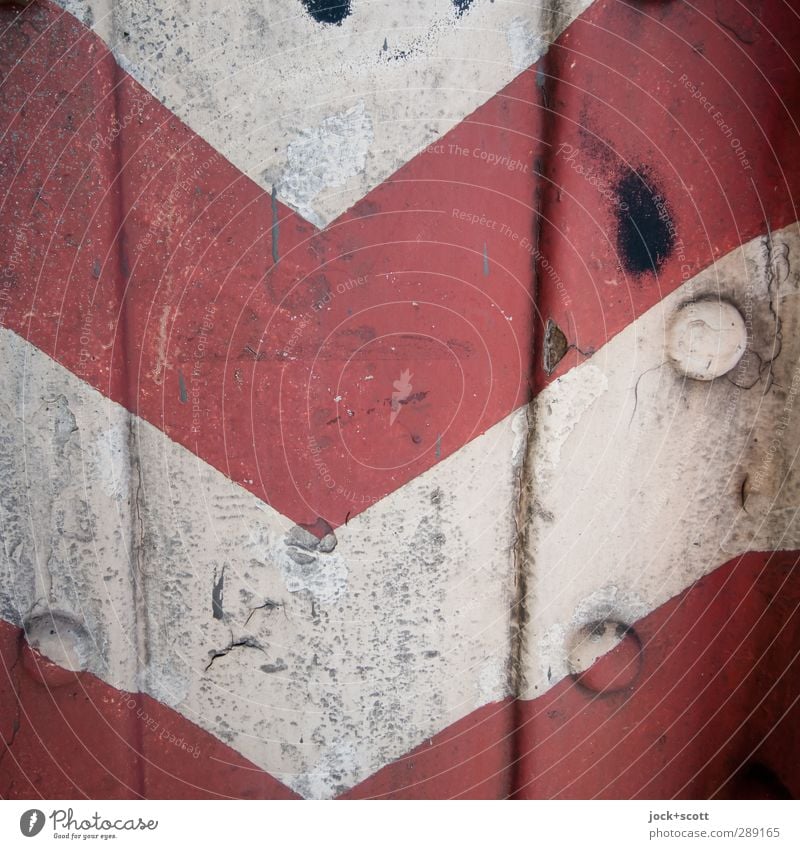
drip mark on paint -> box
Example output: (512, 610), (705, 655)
(178, 371), (188, 403)
(483, 242), (490, 276)
(614, 167), (675, 276)
(212, 565), (226, 620)
(271, 185), (280, 264)
(301, 0), (351, 26)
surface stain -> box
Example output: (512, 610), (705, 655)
(261, 660), (288, 674)
(614, 167), (675, 276)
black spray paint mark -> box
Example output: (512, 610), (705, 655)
(301, 0), (351, 26)
(452, 0), (474, 17)
(212, 566), (225, 620)
(614, 167), (675, 276)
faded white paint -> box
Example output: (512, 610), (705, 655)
(279, 100), (374, 228)
(54, 0), (594, 226)
(3, 224), (799, 793)
(519, 222), (800, 698)
(0, 326), (521, 797)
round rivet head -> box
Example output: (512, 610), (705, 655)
(22, 612), (91, 687)
(568, 620), (642, 694)
(667, 298), (747, 380)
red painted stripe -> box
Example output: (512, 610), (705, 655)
(343, 551), (800, 799)
(0, 620), (297, 799)
(531, 0), (800, 386)
(0, 2), (536, 530)
(341, 700), (517, 800)
(4, 551), (799, 799)
(512, 551), (800, 800)
(5, 1), (796, 529)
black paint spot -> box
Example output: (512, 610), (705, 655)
(301, 0), (351, 25)
(615, 167), (675, 276)
(452, 0), (474, 16)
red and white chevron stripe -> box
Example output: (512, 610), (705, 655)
(1, 0), (799, 799)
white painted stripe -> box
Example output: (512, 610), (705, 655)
(4, 223), (797, 793)
(54, 0), (593, 226)
(519, 221), (800, 697)
(0, 325), (523, 797)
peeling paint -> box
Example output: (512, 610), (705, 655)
(278, 101), (374, 228)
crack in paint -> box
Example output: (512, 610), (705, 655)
(244, 598), (285, 627)
(205, 636), (267, 672)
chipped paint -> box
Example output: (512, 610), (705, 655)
(278, 101), (374, 228)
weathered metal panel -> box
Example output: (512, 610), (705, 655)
(1, 0), (799, 799)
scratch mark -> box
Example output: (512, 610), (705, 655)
(629, 362), (666, 428)
(483, 242), (489, 277)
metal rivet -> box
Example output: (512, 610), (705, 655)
(568, 620), (642, 694)
(22, 612), (90, 686)
(667, 298), (747, 380)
